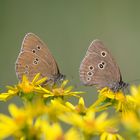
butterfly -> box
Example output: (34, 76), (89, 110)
(15, 33), (65, 84)
(79, 39), (128, 92)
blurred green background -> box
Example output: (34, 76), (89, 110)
(0, 0), (140, 114)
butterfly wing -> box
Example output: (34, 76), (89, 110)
(15, 33), (60, 81)
(79, 40), (122, 90)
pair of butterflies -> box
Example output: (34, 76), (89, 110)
(16, 33), (128, 92)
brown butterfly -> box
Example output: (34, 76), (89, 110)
(79, 40), (128, 92)
(15, 33), (65, 84)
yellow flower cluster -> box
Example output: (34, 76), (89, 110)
(0, 74), (82, 102)
(0, 74), (140, 140)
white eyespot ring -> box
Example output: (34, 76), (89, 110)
(88, 65), (94, 71)
(86, 77), (91, 81)
(101, 61), (106, 66)
(87, 71), (94, 77)
(37, 45), (41, 50)
(32, 49), (36, 54)
(33, 60), (38, 65)
(101, 51), (107, 57)
(35, 58), (39, 62)
(98, 63), (104, 69)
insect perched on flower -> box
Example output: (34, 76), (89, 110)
(15, 33), (65, 85)
(79, 40), (128, 92)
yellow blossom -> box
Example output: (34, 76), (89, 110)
(0, 85), (18, 101)
(129, 85), (140, 107)
(0, 74), (47, 101)
(99, 87), (115, 99)
(0, 101), (64, 140)
(18, 73), (47, 93)
(100, 130), (124, 140)
(121, 111), (140, 133)
(36, 119), (82, 140)
(2, 71), (140, 140)
(59, 110), (116, 135)
(91, 87), (132, 113)
(37, 120), (64, 140)
(65, 97), (87, 114)
(18, 75), (34, 93)
(0, 74), (83, 102)
(34, 80), (83, 99)
(99, 87), (126, 101)
(64, 128), (83, 140)
(0, 104), (32, 139)
(47, 98), (71, 121)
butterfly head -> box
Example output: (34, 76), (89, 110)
(109, 81), (129, 92)
(54, 73), (66, 83)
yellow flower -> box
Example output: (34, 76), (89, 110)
(64, 128), (83, 140)
(99, 87), (116, 99)
(60, 110), (116, 136)
(0, 85), (18, 101)
(91, 87), (132, 113)
(0, 74), (47, 101)
(36, 120), (64, 140)
(0, 101), (52, 139)
(36, 119), (82, 140)
(18, 73), (47, 93)
(82, 111), (116, 134)
(23, 100), (49, 118)
(121, 111), (140, 133)
(129, 85), (140, 107)
(0, 104), (32, 139)
(18, 75), (34, 93)
(100, 129), (124, 140)
(0, 74), (83, 102)
(20, 98), (70, 122)
(0, 98), (59, 140)
(90, 87), (116, 111)
(65, 97), (87, 114)
(99, 87), (126, 101)
(35, 80), (83, 99)
(46, 98), (71, 121)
